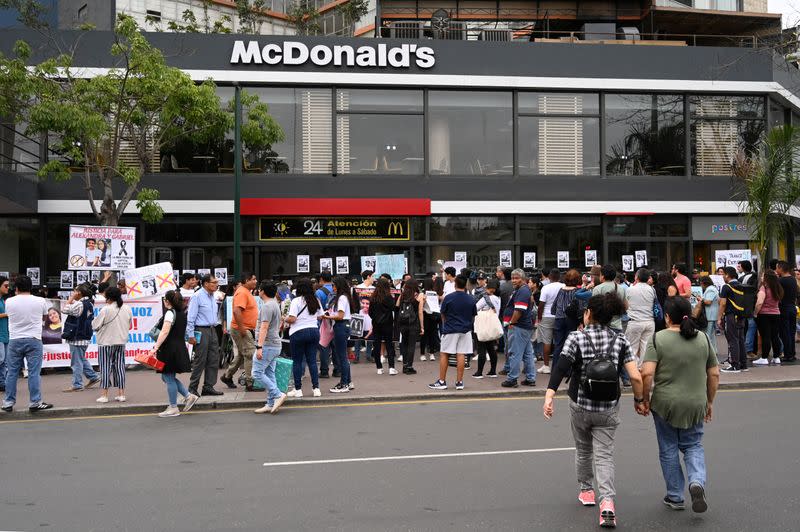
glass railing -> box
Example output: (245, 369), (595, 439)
(654, 0), (742, 11)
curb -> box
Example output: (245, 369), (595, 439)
(2, 379), (799, 421)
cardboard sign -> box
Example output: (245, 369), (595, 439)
(68, 224), (135, 271)
(123, 262), (177, 300)
(715, 249), (752, 269)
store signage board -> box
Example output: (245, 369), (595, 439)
(259, 217), (410, 241)
(231, 41), (435, 69)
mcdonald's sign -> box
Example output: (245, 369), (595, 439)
(259, 217), (410, 241)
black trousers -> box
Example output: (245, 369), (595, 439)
(399, 325), (419, 369)
(476, 340), (498, 375)
(372, 326), (396, 369)
(779, 307), (797, 360)
(756, 314), (781, 359)
(420, 313), (440, 354)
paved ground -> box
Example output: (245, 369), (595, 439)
(1, 387), (799, 532)
(4, 336), (800, 418)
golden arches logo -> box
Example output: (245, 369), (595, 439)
(388, 221), (404, 236)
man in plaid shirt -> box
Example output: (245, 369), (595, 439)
(543, 292), (645, 529)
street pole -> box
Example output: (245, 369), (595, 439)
(234, 84), (242, 281)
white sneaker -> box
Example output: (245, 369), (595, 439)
(312, 388), (322, 397)
(348, 382), (355, 390)
(429, 354), (435, 361)
(398, 355), (403, 362)
(773, 357), (782, 364)
(389, 368), (398, 375)
(539, 364), (551, 374)
(114, 395), (126, 402)
(183, 393), (199, 412)
(288, 389), (303, 398)
(377, 369), (384, 375)
(420, 355), (427, 361)
(254, 404), (271, 414)
(752, 357), (769, 366)
(96, 396), (109, 403)
(158, 406), (180, 418)
(472, 354), (479, 361)
(381, 356), (387, 364)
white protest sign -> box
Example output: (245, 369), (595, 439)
(320, 257), (333, 273)
(425, 290), (440, 314)
(709, 274), (725, 290)
(622, 255), (634, 272)
(523, 252), (536, 269)
(68, 225), (135, 271)
(715, 249), (751, 269)
(123, 262), (177, 300)
(376, 254), (405, 280)
(360, 256), (377, 273)
(557, 251), (569, 269)
(635, 250), (648, 268)
(585, 250), (597, 268)
(336, 256), (349, 275)
(214, 268), (228, 286)
(0, 271), (8, 279)
(197, 268), (211, 278)
(499, 250), (512, 268)
(297, 255), (310, 273)
(76, 271), (90, 284)
(454, 251), (467, 263)
(60, 271), (74, 289)
(27, 267), (40, 286)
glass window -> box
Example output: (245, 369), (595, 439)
(518, 117), (600, 175)
(690, 95), (764, 119)
(769, 99), (787, 131)
(429, 245), (511, 271)
(429, 216), (514, 241)
(336, 115), (423, 175)
(259, 246), (413, 279)
(336, 89), (423, 113)
(428, 91), (513, 175)
(649, 216), (689, 237)
(518, 93), (599, 115)
(519, 216), (602, 271)
(143, 220), (233, 242)
(0, 217), (40, 277)
(605, 216), (647, 237)
(604, 94), (685, 176)
(607, 242), (668, 272)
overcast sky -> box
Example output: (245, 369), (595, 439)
(770, 0), (800, 28)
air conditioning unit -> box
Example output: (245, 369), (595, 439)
(619, 27), (641, 41)
(390, 21), (424, 39)
(433, 21), (466, 40)
(479, 29), (512, 42)
(581, 23), (616, 41)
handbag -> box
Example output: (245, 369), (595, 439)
(474, 297), (504, 342)
(319, 318), (334, 348)
(134, 351), (165, 371)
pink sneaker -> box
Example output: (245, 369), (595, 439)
(599, 499), (616, 528)
(578, 489), (596, 506)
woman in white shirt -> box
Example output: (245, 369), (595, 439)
(473, 279), (502, 378)
(322, 276), (355, 394)
(285, 278), (323, 398)
(91, 286), (133, 403)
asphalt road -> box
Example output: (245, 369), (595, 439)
(1, 388), (798, 532)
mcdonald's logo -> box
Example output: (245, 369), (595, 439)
(388, 221), (405, 236)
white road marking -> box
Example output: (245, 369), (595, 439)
(263, 447), (575, 467)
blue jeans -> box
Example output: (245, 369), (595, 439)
(3, 338), (43, 407)
(69, 344), (98, 390)
(506, 326), (536, 382)
(252, 346), (282, 406)
(318, 344), (331, 374)
(290, 327), (320, 390)
(745, 318), (757, 354)
(653, 412), (707, 502)
(0, 342), (7, 389)
(332, 321), (351, 385)
(161, 373), (189, 407)
(353, 338), (373, 361)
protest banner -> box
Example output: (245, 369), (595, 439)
(454, 251), (467, 263)
(635, 250), (648, 268)
(557, 251), (569, 269)
(76, 271), (89, 284)
(375, 254), (405, 280)
(360, 256), (377, 273)
(320, 257), (333, 273)
(585, 250), (597, 268)
(197, 268), (211, 278)
(41, 296), (162, 368)
(715, 249), (752, 269)
(60, 271), (74, 289)
(622, 255), (634, 272)
(27, 267), (40, 286)
(336, 256), (349, 274)
(123, 262), (177, 300)
(442, 260), (467, 274)
(214, 268), (228, 285)
(499, 250), (512, 268)
(523, 252), (536, 269)
(68, 225), (135, 271)
(296, 255), (310, 273)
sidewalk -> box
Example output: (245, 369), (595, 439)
(3, 344), (799, 420)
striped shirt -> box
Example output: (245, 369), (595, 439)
(502, 284), (533, 330)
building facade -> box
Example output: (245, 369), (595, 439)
(2, 24), (800, 286)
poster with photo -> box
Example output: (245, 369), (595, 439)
(197, 268), (211, 278)
(68, 225), (136, 271)
(585, 250), (598, 268)
(76, 271), (90, 284)
(715, 249), (751, 269)
(499, 250), (512, 268)
(635, 250), (648, 268)
(336, 256), (349, 275)
(123, 262), (176, 300)
(182, 269), (196, 275)
(173, 270), (180, 285)
(622, 255), (634, 272)
(60, 271), (74, 290)
(557, 251), (569, 269)
(296, 255), (310, 273)
(523, 252), (536, 269)
(90, 271), (101, 282)
(360, 256), (377, 273)
(0, 271), (8, 279)
(320, 258), (333, 273)
(27, 267), (40, 286)
(454, 251), (467, 263)
(214, 268), (228, 286)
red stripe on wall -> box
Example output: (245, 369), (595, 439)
(240, 198), (431, 216)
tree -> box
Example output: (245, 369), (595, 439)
(732, 125), (800, 262)
(0, 14), (283, 226)
(286, 1), (321, 36)
(235, 0), (268, 34)
(145, 0), (232, 34)
(336, 0), (369, 36)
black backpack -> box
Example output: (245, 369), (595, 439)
(565, 295), (588, 322)
(398, 300), (417, 326)
(725, 283), (756, 318)
(580, 331), (623, 402)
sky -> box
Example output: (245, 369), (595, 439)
(770, 0), (800, 28)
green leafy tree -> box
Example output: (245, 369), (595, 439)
(0, 15), (282, 226)
(235, 0), (268, 34)
(732, 125), (800, 262)
(286, 1), (321, 36)
(336, 0), (369, 36)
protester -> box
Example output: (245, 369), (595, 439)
(1, 275), (53, 412)
(718, 266), (747, 373)
(396, 277), (424, 375)
(671, 263), (692, 299)
(698, 276), (719, 341)
(501, 269), (536, 388)
(738, 260), (758, 358)
(624, 269), (656, 364)
(0, 275), (8, 392)
(286, 278), (323, 398)
(322, 276), (354, 392)
(775, 261), (798, 364)
(655, 272), (678, 331)
(91, 286), (132, 403)
(187, 274), (224, 396)
(429, 274), (476, 390)
(353, 269), (375, 363)
(593, 265), (627, 332)
(60, 283), (100, 392)
(252, 281), (287, 412)
(551, 269), (588, 368)
(420, 275), (441, 362)
(751, 269), (783, 366)
(369, 278), (397, 375)
(543, 293), (644, 529)
(179, 272), (197, 301)
(150, 290), (197, 418)
(315, 272), (335, 379)
(222, 273), (258, 391)
(441, 266), (457, 299)
(536, 269), (564, 374)
(473, 279), (501, 378)
(640, 296), (719, 514)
